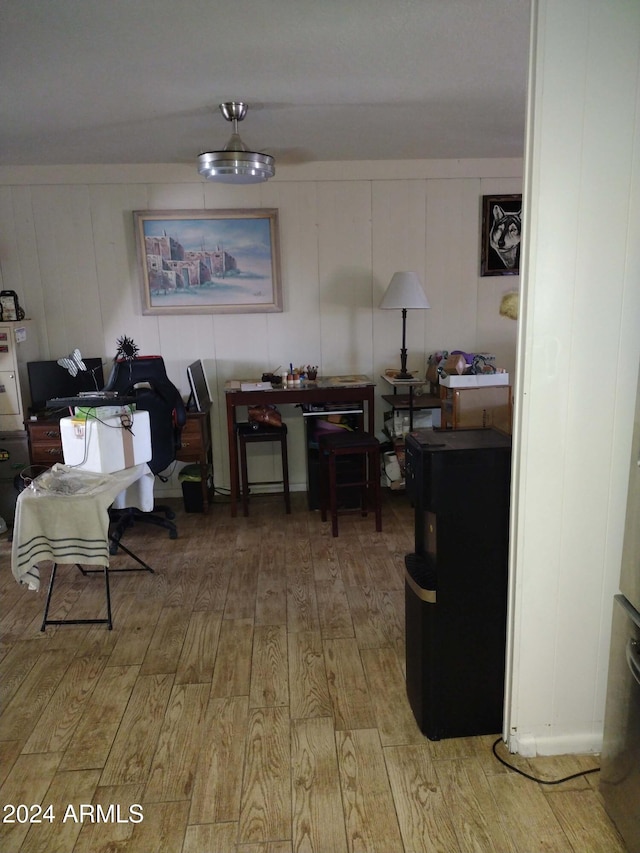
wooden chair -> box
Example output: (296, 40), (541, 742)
(319, 431), (382, 537)
(236, 422), (291, 516)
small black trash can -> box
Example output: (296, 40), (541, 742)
(179, 464), (210, 513)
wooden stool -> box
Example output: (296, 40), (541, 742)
(319, 431), (382, 537)
(236, 422), (291, 516)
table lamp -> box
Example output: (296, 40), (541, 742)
(379, 271), (430, 379)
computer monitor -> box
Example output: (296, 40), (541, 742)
(187, 359), (212, 412)
(27, 358), (105, 412)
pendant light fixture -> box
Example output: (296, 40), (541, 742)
(198, 102), (275, 184)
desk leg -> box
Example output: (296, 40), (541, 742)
(367, 387), (375, 435)
(409, 385), (414, 431)
(226, 398), (239, 517)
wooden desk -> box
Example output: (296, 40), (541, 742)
(224, 376), (375, 517)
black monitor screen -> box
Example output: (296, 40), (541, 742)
(27, 358), (105, 412)
(187, 359), (212, 412)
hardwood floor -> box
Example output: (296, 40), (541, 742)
(0, 490), (626, 852)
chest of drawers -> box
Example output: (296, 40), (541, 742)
(25, 420), (65, 466)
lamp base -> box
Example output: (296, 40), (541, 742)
(393, 371), (414, 380)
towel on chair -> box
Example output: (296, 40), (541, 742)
(11, 463), (154, 591)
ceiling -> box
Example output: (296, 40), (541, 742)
(1, 0), (531, 169)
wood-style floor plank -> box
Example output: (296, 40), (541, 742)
(323, 637), (376, 731)
(22, 654), (107, 754)
(189, 695), (249, 825)
(175, 608), (222, 685)
(143, 681), (210, 801)
(544, 788), (628, 853)
(434, 755), (519, 853)
(0, 649), (73, 741)
(291, 716), (349, 853)
(238, 706), (291, 845)
(20, 768), (101, 853)
(336, 727), (405, 852)
(72, 782), (145, 852)
(384, 742), (460, 853)
(99, 673), (173, 787)
(287, 630), (332, 720)
(249, 624), (289, 708)
(0, 752), (64, 853)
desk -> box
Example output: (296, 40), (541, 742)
(225, 376), (375, 517)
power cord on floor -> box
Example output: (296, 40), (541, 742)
(491, 737), (600, 784)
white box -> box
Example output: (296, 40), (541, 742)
(439, 371), (509, 388)
(60, 410), (151, 473)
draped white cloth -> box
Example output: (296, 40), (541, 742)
(11, 463), (154, 590)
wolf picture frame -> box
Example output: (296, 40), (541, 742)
(480, 194), (522, 277)
(134, 208), (283, 314)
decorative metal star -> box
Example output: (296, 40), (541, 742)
(115, 335), (139, 361)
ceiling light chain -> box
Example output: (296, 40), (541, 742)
(198, 102), (275, 184)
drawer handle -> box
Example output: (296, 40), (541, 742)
(45, 430), (60, 438)
(47, 448), (62, 455)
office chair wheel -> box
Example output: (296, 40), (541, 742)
(169, 529), (178, 540)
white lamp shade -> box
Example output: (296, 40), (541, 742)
(379, 271), (430, 310)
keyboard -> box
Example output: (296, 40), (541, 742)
(46, 394), (135, 409)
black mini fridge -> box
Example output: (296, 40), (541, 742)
(404, 428), (512, 740)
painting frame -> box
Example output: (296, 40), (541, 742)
(480, 194), (522, 277)
(134, 208), (283, 315)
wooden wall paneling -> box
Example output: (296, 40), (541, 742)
(424, 178), (479, 356)
(30, 185), (101, 358)
(372, 180), (428, 430)
(89, 183), (150, 363)
(0, 187), (47, 353)
(317, 181), (373, 376)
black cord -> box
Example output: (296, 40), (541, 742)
(491, 737), (600, 784)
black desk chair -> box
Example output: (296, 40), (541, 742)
(103, 356), (187, 550)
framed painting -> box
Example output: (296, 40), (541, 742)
(134, 208), (283, 314)
(480, 194), (522, 276)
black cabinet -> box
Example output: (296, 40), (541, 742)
(404, 428), (511, 740)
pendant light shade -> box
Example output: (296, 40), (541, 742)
(198, 102), (275, 184)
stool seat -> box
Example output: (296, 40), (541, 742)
(237, 421), (288, 439)
(318, 431), (378, 451)
(236, 421), (291, 516)
(319, 430), (382, 537)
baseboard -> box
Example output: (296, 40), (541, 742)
(508, 729), (603, 756)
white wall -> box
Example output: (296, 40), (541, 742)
(506, 0), (640, 755)
(0, 159), (521, 496)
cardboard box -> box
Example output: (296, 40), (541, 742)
(60, 410), (151, 473)
(442, 386), (512, 433)
(439, 371), (509, 388)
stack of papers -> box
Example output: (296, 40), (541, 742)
(240, 382), (273, 391)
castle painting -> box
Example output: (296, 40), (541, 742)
(135, 209), (282, 314)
